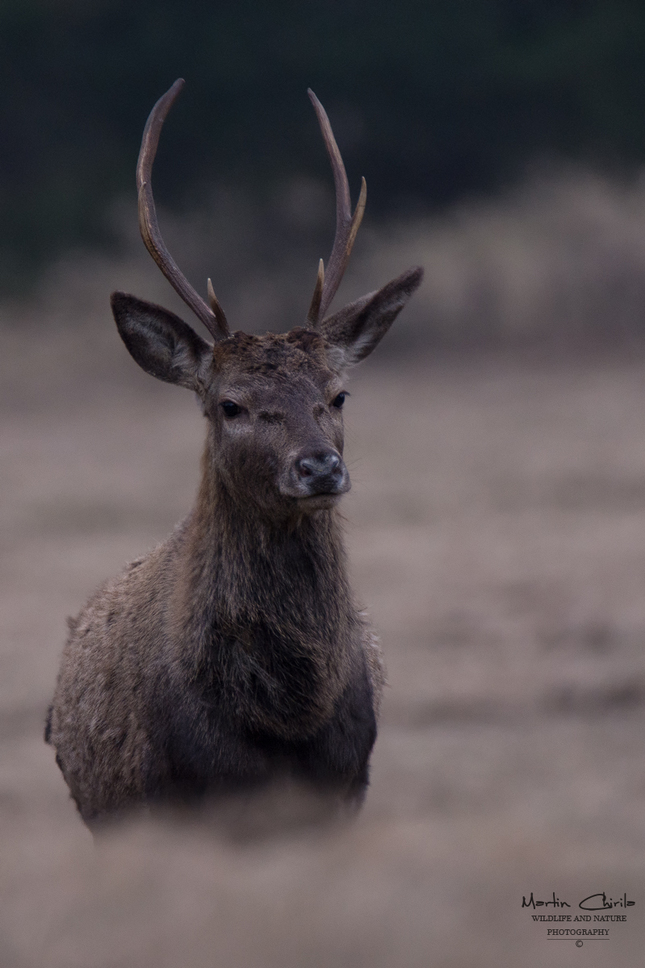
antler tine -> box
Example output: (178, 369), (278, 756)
(306, 258), (325, 327)
(307, 90), (367, 325)
(137, 78), (229, 340)
(207, 277), (230, 334)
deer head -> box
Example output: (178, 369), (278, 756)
(111, 79), (423, 520)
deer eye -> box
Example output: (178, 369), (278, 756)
(220, 400), (242, 418)
(331, 392), (347, 409)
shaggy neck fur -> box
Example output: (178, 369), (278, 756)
(168, 434), (359, 739)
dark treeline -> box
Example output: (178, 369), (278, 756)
(2, 0), (645, 293)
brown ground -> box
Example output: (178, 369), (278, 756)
(1, 317), (644, 966)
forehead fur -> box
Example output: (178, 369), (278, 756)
(212, 327), (333, 379)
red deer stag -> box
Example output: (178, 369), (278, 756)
(45, 79), (423, 828)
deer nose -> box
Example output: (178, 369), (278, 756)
(294, 450), (349, 494)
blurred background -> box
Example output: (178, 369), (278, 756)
(5, 0), (645, 349)
(2, 2), (645, 966)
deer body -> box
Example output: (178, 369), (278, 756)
(46, 81), (422, 827)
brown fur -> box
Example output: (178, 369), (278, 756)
(46, 259), (422, 830)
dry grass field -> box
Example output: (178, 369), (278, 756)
(2, 329), (645, 966)
(3, 174), (645, 965)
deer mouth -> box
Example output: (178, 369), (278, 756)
(284, 479), (351, 510)
(296, 492), (346, 510)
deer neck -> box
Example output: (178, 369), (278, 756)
(179, 438), (355, 633)
(170, 439), (359, 736)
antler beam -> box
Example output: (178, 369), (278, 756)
(137, 78), (229, 340)
(306, 90), (367, 327)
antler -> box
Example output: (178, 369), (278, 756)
(137, 78), (229, 340)
(306, 90), (367, 327)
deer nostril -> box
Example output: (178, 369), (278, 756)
(296, 451), (343, 481)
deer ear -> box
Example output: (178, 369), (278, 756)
(320, 266), (423, 369)
(111, 292), (212, 392)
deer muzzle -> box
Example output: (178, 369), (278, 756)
(286, 447), (350, 500)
